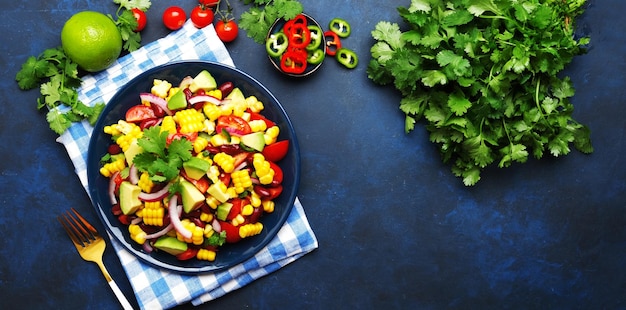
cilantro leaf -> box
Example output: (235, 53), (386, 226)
(238, 0), (303, 44)
(46, 108), (73, 135)
(134, 126), (193, 182)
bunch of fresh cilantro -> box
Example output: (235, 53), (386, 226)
(238, 0), (304, 44)
(367, 0), (593, 186)
(15, 0), (151, 135)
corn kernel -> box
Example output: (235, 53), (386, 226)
(262, 200), (275, 213)
(239, 222), (263, 238)
(196, 248), (216, 261)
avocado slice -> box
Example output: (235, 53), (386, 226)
(180, 179), (205, 213)
(216, 202), (233, 221)
(240, 132), (266, 152)
(167, 89), (187, 111)
(225, 87), (245, 105)
(119, 181), (142, 215)
(189, 70), (217, 93)
(207, 181), (230, 203)
(153, 236), (188, 256)
(123, 138), (143, 165)
(182, 157), (211, 180)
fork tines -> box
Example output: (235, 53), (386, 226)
(58, 208), (99, 247)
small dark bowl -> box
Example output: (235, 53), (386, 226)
(266, 13), (326, 77)
(87, 60), (301, 274)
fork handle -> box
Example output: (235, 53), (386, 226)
(108, 280), (134, 310)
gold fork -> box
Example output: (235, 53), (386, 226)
(58, 208), (134, 310)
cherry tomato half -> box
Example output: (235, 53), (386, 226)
(190, 5), (214, 29)
(248, 111), (276, 128)
(215, 20), (239, 43)
(269, 161), (284, 184)
(219, 221), (242, 243)
(199, 0), (220, 7)
(125, 105), (156, 123)
(216, 115), (251, 136)
(163, 6), (186, 30)
(131, 8), (147, 32)
(176, 248), (199, 261)
(262, 140), (289, 162)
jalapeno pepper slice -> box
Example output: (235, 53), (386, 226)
(266, 32), (289, 58)
(306, 25), (323, 51)
(336, 48), (358, 69)
(329, 18), (351, 38)
(307, 49), (325, 65)
(280, 50), (308, 74)
(324, 30), (342, 57)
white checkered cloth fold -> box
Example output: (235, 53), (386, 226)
(56, 21), (318, 310)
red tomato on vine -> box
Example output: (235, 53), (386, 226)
(215, 19), (238, 42)
(162, 6), (186, 30)
(191, 5), (214, 29)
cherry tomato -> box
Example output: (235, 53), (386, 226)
(166, 132), (198, 145)
(215, 19), (239, 43)
(176, 248), (199, 261)
(131, 8), (147, 32)
(190, 5), (214, 29)
(269, 161), (283, 184)
(254, 185), (283, 200)
(248, 111), (276, 128)
(216, 115), (251, 136)
(227, 198), (246, 220)
(219, 222), (242, 243)
(199, 0), (220, 7)
(163, 6), (186, 30)
(262, 140), (289, 162)
(125, 105), (156, 123)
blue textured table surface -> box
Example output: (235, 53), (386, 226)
(1, 1), (624, 309)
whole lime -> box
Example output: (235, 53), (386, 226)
(61, 11), (122, 72)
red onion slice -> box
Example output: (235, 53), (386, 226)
(168, 195), (192, 239)
(139, 93), (173, 116)
(211, 219), (221, 233)
(188, 95), (223, 106)
(128, 164), (139, 185)
(138, 182), (171, 202)
(108, 171), (119, 205)
(143, 223), (174, 240)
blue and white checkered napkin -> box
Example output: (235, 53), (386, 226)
(56, 21), (318, 309)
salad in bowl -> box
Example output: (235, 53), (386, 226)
(87, 61), (300, 273)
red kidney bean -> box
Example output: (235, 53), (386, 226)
(139, 118), (160, 130)
(108, 144), (122, 155)
(218, 81), (234, 97)
(151, 103), (166, 117)
(219, 144), (243, 155)
(253, 185), (272, 199)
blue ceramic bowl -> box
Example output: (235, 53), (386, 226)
(87, 60), (300, 273)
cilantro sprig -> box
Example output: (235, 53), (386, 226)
(16, 48), (105, 134)
(111, 0), (152, 52)
(367, 0), (593, 186)
(133, 127), (193, 183)
(238, 0), (304, 44)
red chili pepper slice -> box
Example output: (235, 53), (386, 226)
(280, 50), (308, 74)
(283, 14), (308, 36)
(324, 30), (342, 56)
(286, 23), (311, 50)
